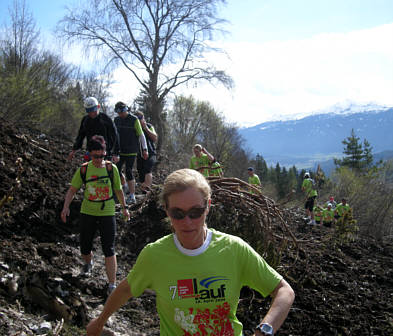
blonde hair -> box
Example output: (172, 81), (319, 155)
(193, 144), (202, 151)
(161, 169), (211, 208)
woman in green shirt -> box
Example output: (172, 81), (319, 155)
(61, 135), (130, 295)
(86, 168), (294, 336)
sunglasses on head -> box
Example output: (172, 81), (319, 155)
(167, 206), (207, 220)
(91, 154), (105, 159)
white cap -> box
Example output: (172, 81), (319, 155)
(84, 97), (99, 112)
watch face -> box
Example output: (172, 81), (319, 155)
(259, 323), (274, 335)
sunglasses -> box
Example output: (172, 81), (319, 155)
(115, 106), (128, 113)
(137, 114), (143, 120)
(91, 154), (105, 159)
(167, 206), (207, 220)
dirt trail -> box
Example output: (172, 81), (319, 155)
(0, 117), (392, 335)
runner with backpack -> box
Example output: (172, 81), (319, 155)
(113, 102), (148, 204)
(61, 135), (129, 296)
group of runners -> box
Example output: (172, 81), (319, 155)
(61, 97), (157, 295)
(59, 97), (295, 335)
(302, 172), (352, 226)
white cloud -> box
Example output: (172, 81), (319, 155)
(176, 23), (393, 126)
(90, 23), (393, 126)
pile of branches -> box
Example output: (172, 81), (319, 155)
(206, 177), (298, 268)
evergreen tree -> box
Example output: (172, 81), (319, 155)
(254, 154), (268, 181)
(334, 129), (374, 172)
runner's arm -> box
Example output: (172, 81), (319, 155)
(201, 147), (215, 162)
(61, 186), (78, 223)
(143, 124), (158, 143)
(114, 189), (130, 221)
(254, 279), (295, 335)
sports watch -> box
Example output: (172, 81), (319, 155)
(256, 322), (274, 335)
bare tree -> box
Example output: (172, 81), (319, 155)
(57, 0), (233, 146)
(1, 0), (40, 72)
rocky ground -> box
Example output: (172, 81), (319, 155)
(0, 117), (392, 336)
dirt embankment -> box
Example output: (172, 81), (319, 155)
(0, 117), (392, 335)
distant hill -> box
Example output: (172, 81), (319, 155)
(239, 103), (393, 173)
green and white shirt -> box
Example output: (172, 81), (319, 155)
(127, 229), (282, 336)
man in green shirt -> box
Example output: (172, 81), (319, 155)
(334, 198), (351, 221)
(189, 144), (215, 177)
(313, 205), (323, 225)
(322, 203), (335, 228)
(301, 172), (317, 225)
(209, 160), (223, 177)
(247, 167), (261, 194)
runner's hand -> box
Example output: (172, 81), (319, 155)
(142, 150), (148, 160)
(112, 155), (120, 163)
(122, 208), (130, 221)
(60, 208), (69, 223)
(86, 317), (105, 336)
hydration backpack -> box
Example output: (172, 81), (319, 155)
(80, 161), (115, 209)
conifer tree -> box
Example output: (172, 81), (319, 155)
(334, 129), (374, 172)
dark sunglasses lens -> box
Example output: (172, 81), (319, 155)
(92, 154), (104, 159)
(188, 208), (206, 219)
(169, 209), (186, 220)
(168, 207), (205, 219)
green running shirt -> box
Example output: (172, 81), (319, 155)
(127, 229), (282, 336)
(189, 154), (211, 177)
(71, 162), (121, 216)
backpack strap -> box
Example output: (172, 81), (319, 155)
(105, 161), (114, 185)
(80, 162), (89, 184)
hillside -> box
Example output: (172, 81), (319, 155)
(0, 117), (392, 335)
(240, 105), (393, 169)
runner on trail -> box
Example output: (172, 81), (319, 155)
(334, 198), (351, 221)
(61, 135), (129, 296)
(321, 203), (335, 228)
(68, 97), (119, 162)
(209, 160), (223, 177)
(113, 102), (148, 204)
(301, 172), (318, 225)
(313, 204), (324, 225)
(86, 168), (295, 336)
(325, 196), (337, 210)
(189, 144), (215, 177)
(247, 167), (262, 193)
(135, 111), (158, 192)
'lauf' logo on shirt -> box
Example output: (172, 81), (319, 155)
(171, 276), (229, 302)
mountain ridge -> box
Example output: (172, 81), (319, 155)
(239, 104), (393, 172)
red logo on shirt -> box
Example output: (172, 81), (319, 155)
(178, 279), (196, 298)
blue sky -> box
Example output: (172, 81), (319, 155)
(1, 0), (393, 126)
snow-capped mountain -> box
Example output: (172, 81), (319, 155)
(239, 103), (393, 171)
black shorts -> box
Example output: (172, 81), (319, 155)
(323, 221), (333, 228)
(137, 155), (156, 183)
(305, 196), (316, 212)
(116, 155), (136, 181)
(79, 214), (116, 257)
